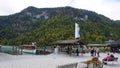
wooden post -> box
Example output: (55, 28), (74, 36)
(21, 48), (23, 55)
(0, 45), (1, 52)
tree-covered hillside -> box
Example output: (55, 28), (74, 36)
(0, 6), (120, 45)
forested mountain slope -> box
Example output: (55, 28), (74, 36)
(0, 6), (120, 45)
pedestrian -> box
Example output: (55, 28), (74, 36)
(112, 48), (115, 53)
(90, 48), (94, 56)
(96, 49), (100, 57)
(94, 48), (96, 56)
(76, 48), (79, 56)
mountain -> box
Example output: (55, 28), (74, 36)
(0, 6), (120, 45)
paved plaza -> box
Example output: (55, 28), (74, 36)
(0, 52), (120, 68)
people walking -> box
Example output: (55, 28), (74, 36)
(96, 49), (100, 57)
(90, 48), (94, 56)
(76, 48), (79, 56)
(94, 48), (96, 56)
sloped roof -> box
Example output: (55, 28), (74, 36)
(87, 44), (108, 47)
(112, 39), (120, 45)
(52, 39), (85, 45)
(109, 39), (120, 47)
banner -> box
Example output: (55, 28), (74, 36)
(75, 23), (80, 39)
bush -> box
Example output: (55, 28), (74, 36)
(99, 47), (110, 52)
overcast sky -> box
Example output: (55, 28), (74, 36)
(0, 0), (120, 20)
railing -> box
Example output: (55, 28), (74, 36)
(58, 63), (78, 68)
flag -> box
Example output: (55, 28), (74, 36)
(75, 23), (80, 39)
